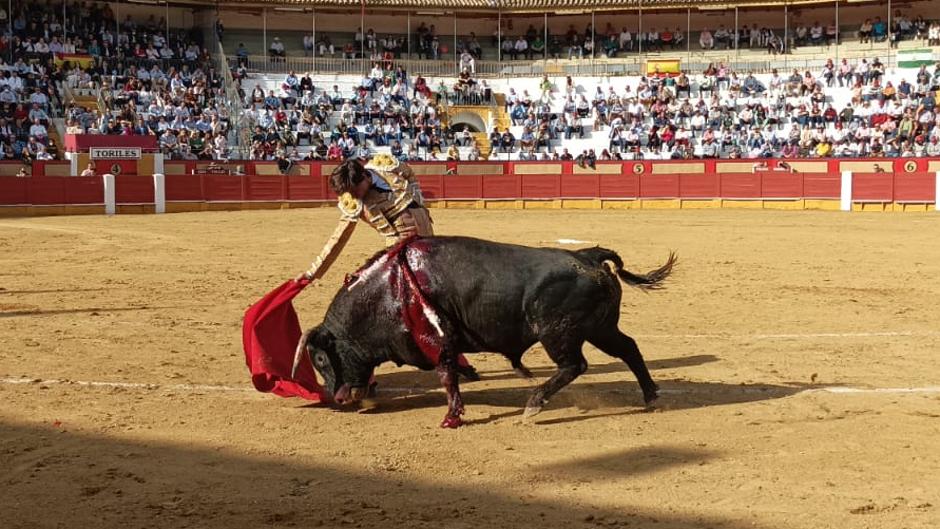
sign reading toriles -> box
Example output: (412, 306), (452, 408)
(90, 147), (142, 160)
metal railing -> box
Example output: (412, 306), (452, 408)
(218, 42), (253, 159)
(96, 84), (108, 117)
(229, 42), (910, 78)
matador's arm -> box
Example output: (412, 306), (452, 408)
(296, 192), (362, 281)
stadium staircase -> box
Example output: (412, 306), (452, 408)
(444, 102), (504, 157)
(492, 92), (510, 130)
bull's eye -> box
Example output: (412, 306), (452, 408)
(314, 353), (327, 365)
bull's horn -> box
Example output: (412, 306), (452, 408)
(291, 328), (313, 379)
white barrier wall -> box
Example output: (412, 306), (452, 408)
(153, 174), (166, 214)
(103, 174), (116, 216)
(840, 171), (852, 212)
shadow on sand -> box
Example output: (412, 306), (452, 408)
(0, 419), (768, 529)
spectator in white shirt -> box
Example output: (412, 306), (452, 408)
(270, 37), (285, 58)
(29, 86), (49, 108)
(514, 36), (529, 60)
(29, 119), (47, 138)
(619, 28), (632, 51)
(700, 29), (714, 50)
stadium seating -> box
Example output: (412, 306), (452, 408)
(13, 0), (938, 167)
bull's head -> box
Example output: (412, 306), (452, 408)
(305, 326), (372, 405)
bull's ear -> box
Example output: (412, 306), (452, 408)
(310, 327), (335, 351)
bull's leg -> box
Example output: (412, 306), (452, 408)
(523, 337), (587, 419)
(512, 359), (535, 379)
(588, 329), (659, 405)
(455, 354), (481, 382)
(436, 357), (465, 428)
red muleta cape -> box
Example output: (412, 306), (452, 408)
(242, 237), (464, 401)
(243, 277), (326, 401)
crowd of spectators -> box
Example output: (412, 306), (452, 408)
(487, 59), (940, 161)
(0, 3), (69, 162)
(0, 0), (233, 162)
(231, 54), (940, 163)
(11, 2), (939, 167)
(36, 2), (237, 161)
(276, 13), (939, 65)
(238, 62), (496, 164)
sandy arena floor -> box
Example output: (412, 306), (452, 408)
(1, 207), (939, 529)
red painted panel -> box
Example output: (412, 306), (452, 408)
(560, 173), (600, 197)
(521, 174), (561, 199)
(417, 175), (443, 200)
(28, 178), (66, 204)
(891, 159), (928, 173)
(802, 173), (841, 198)
(894, 172), (935, 202)
(115, 175), (154, 204)
(287, 175), (324, 201)
(761, 173), (803, 198)
(64, 134), (158, 151)
(442, 174), (482, 199)
(308, 162), (327, 176)
(721, 173), (761, 199)
(203, 175), (244, 202)
(852, 173), (893, 201)
(639, 174), (679, 198)
(166, 175), (203, 201)
(324, 180), (338, 200)
(102, 160), (140, 176)
(0, 178), (29, 204)
(31, 161), (71, 177)
(64, 177), (104, 204)
(599, 173), (639, 198)
(679, 173), (720, 198)
(482, 174), (519, 198)
(246, 175), (285, 201)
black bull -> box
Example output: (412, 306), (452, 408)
(300, 236), (676, 428)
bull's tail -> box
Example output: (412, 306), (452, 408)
(579, 247), (677, 290)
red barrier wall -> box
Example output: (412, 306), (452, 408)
(443, 174), (482, 199)
(23, 177), (104, 205)
(115, 175), (155, 204)
(562, 174), (600, 197)
(802, 173), (842, 199)
(0, 178), (29, 204)
(13, 157), (940, 179)
(165, 174), (204, 201)
(599, 173), (638, 198)
(203, 174), (244, 202)
(245, 175), (286, 202)
(680, 174), (720, 198)
(760, 173), (803, 198)
(895, 173), (936, 203)
(1, 162), (937, 209)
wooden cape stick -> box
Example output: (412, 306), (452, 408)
(291, 219), (358, 378)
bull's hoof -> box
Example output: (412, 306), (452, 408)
(643, 393), (659, 412)
(440, 415), (463, 428)
(522, 406), (542, 419)
(456, 364), (481, 382)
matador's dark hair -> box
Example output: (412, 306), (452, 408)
(329, 158), (367, 195)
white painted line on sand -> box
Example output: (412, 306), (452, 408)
(635, 331), (940, 340)
(0, 377), (254, 393)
